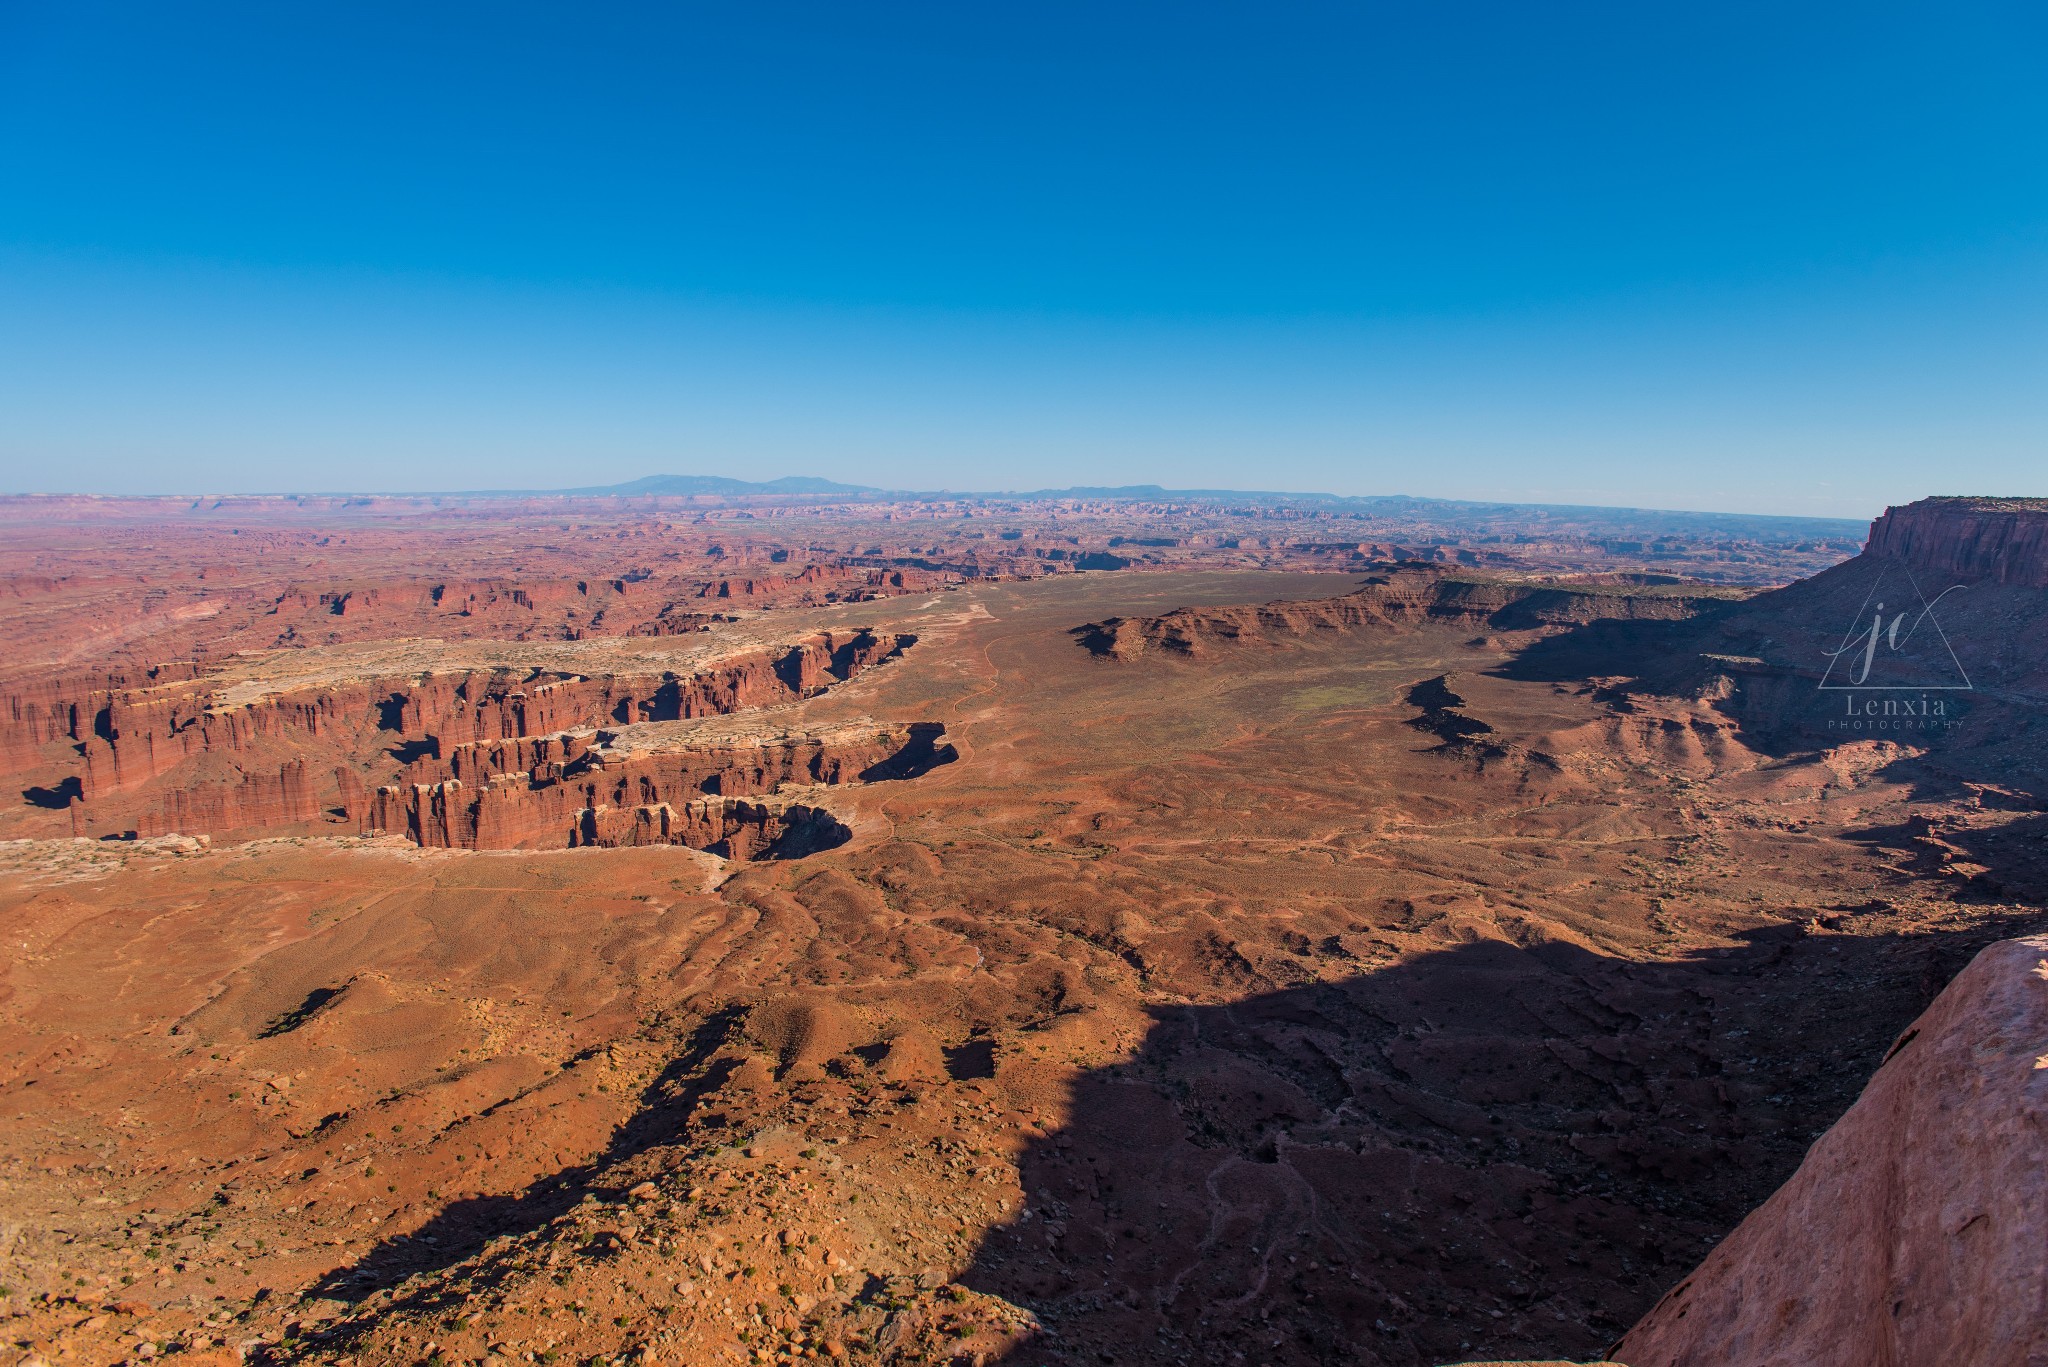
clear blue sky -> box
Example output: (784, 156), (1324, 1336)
(2, 2), (2044, 515)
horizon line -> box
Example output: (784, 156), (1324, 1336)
(0, 480), (1883, 527)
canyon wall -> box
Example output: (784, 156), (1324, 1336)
(126, 759), (323, 839)
(363, 722), (951, 852)
(1074, 568), (1733, 660)
(379, 781), (851, 859)
(74, 629), (907, 800)
(217, 567), (956, 639)
(0, 662), (206, 779)
(1862, 496), (2048, 589)
(33, 630), (915, 843)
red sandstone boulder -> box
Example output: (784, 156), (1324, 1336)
(1614, 933), (2048, 1367)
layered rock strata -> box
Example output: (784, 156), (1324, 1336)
(1862, 496), (2048, 590)
(363, 722), (952, 852)
(30, 631), (916, 843)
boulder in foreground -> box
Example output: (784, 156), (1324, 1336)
(1614, 933), (2048, 1367)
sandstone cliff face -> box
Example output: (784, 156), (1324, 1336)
(0, 662), (205, 779)
(1613, 934), (2048, 1367)
(585, 797), (849, 859)
(127, 759), (323, 839)
(378, 781), (845, 858)
(1074, 568), (1732, 661)
(0, 680), (88, 775)
(79, 677), (395, 797)
(72, 629), (909, 802)
(31, 631), (914, 843)
(363, 722), (951, 853)
(1863, 496), (2048, 589)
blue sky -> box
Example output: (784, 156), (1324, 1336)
(2, 3), (2044, 515)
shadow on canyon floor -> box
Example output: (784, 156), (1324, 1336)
(856, 721), (959, 784)
(1486, 612), (1734, 691)
(284, 905), (2048, 1365)
(1844, 807), (2048, 908)
(960, 909), (2048, 1367)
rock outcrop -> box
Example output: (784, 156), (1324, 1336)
(1862, 496), (2048, 589)
(1613, 934), (2048, 1367)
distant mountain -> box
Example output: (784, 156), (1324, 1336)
(564, 475), (879, 496)
(538, 474), (1868, 539)
(1009, 484), (1177, 499)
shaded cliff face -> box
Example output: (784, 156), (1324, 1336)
(1486, 499), (2048, 797)
(1862, 496), (2048, 589)
(1614, 933), (2048, 1367)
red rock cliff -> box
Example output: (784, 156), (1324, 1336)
(67, 630), (906, 799)
(40, 630), (912, 841)
(128, 759), (323, 839)
(366, 723), (948, 852)
(1862, 496), (2048, 589)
